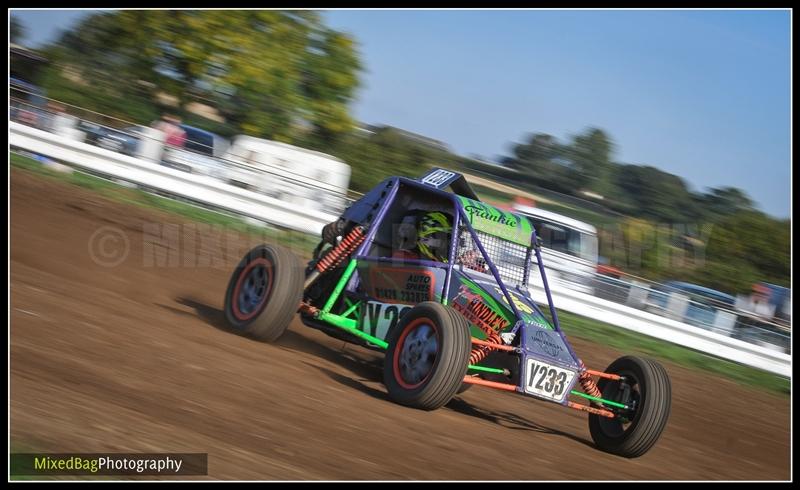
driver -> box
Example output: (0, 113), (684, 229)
(417, 211), (452, 262)
(392, 211), (487, 272)
(392, 210), (451, 262)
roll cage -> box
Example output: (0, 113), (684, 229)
(339, 168), (571, 346)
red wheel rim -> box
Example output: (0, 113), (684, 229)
(393, 317), (439, 389)
(231, 257), (273, 322)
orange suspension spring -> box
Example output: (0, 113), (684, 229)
(469, 330), (503, 365)
(315, 226), (366, 273)
(578, 360), (602, 399)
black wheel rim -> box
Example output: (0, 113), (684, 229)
(598, 369), (642, 437)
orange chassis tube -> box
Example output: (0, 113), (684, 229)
(464, 338), (617, 419)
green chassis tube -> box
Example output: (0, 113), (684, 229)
(312, 259), (625, 410)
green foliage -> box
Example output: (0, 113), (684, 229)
(506, 133), (575, 193)
(567, 127), (615, 196)
(309, 126), (465, 194)
(40, 10), (361, 143)
(689, 260), (760, 295)
(702, 211), (790, 291)
(695, 187), (756, 221)
(11, 16), (25, 44)
(613, 164), (694, 222)
(38, 54), (159, 127)
(479, 127), (788, 292)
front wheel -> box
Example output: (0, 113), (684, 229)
(588, 356), (672, 458)
(224, 244), (303, 342)
(383, 302), (471, 411)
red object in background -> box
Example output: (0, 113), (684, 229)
(514, 196), (536, 207)
(752, 283), (770, 295)
(597, 264), (623, 279)
(18, 109), (38, 127)
(495, 195), (536, 212)
(167, 130), (187, 148)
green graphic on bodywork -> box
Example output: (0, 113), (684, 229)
(452, 275), (515, 340)
(457, 276), (512, 321)
(457, 196), (533, 246)
(493, 286), (554, 330)
(452, 273), (554, 337)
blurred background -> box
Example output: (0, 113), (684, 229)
(9, 9), (791, 351)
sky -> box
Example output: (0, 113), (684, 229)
(10, 9), (792, 218)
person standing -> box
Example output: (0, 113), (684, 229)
(153, 114), (187, 148)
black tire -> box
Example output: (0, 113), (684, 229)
(588, 356), (671, 458)
(383, 302), (471, 411)
(224, 244), (303, 342)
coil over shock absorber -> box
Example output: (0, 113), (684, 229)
(578, 359), (602, 400)
(468, 329), (503, 365)
(304, 225), (366, 289)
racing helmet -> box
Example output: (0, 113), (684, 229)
(417, 211), (452, 263)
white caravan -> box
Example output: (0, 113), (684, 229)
(512, 204), (599, 295)
(222, 136), (351, 214)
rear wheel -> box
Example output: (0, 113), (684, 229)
(224, 244), (303, 342)
(383, 302), (471, 410)
(588, 356), (671, 458)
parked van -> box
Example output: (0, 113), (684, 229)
(222, 136), (351, 213)
(161, 125), (230, 179)
(512, 204), (599, 294)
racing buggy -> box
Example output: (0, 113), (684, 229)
(224, 168), (671, 458)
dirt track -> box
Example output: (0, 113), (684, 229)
(10, 168), (791, 480)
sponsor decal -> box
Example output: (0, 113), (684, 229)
(494, 287), (535, 315)
(367, 268), (435, 304)
(361, 302), (412, 340)
(532, 330), (563, 358)
(452, 284), (510, 334)
(464, 204), (517, 228)
(457, 196), (533, 246)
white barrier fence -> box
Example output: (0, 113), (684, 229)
(10, 121), (791, 377)
(10, 121), (338, 236)
(529, 283), (791, 377)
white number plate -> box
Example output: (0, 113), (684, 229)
(523, 358), (576, 403)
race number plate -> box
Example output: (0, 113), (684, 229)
(523, 358), (576, 403)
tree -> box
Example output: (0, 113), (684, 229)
(614, 164), (694, 222)
(698, 187), (755, 219)
(506, 133), (573, 192)
(44, 11), (361, 143)
(11, 16), (25, 44)
(566, 127), (615, 196)
(511, 133), (559, 169)
(702, 210), (790, 290)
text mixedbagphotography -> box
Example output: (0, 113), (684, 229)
(11, 453), (208, 476)
(86, 221), (714, 272)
